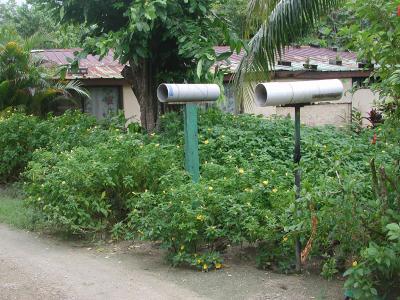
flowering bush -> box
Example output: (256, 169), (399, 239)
(0, 109), (48, 182)
(0, 109), (99, 182)
(10, 107), (396, 284)
(24, 136), (180, 233)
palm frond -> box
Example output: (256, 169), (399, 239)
(56, 80), (90, 99)
(235, 0), (343, 111)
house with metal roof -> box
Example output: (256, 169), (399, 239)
(33, 47), (378, 127)
(32, 49), (141, 122)
(215, 45), (378, 126)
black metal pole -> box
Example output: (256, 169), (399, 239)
(294, 105), (302, 273)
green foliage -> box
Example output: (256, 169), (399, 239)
(13, 108), (393, 276)
(0, 109), (97, 182)
(24, 136), (180, 234)
(321, 257), (338, 280)
(342, 107), (400, 299)
(298, 7), (355, 49)
(0, 0), (86, 48)
(344, 224), (400, 299)
(0, 40), (88, 115)
(0, 109), (47, 182)
(341, 0), (400, 104)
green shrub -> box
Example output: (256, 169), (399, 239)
(321, 257), (338, 280)
(24, 136), (180, 234)
(0, 109), (48, 182)
(343, 112), (400, 299)
(0, 109), (110, 182)
(344, 224), (400, 299)
(19, 108), (397, 279)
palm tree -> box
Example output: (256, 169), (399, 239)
(234, 0), (344, 110)
(0, 40), (88, 115)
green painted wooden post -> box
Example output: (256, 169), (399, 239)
(184, 103), (200, 183)
(294, 105), (302, 273)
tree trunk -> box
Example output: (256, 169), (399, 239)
(129, 58), (159, 132)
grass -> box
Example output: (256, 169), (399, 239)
(0, 184), (37, 229)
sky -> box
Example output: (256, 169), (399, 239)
(0, 0), (25, 4)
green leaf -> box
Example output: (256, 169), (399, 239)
(196, 59), (203, 79)
(216, 51), (233, 62)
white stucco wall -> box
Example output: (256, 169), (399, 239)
(122, 84), (141, 123)
(351, 88), (379, 126)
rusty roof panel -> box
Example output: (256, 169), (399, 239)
(214, 46), (365, 73)
(31, 49), (125, 80)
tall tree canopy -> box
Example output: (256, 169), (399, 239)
(32, 0), (240, 131)
(341, 0), (400, 101)
(0, 0), (86, 48)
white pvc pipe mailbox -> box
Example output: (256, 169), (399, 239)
(255, 79), (344, 107)
(157, 84), (220, 103)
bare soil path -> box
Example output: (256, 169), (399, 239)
(0, 224), (343, 300)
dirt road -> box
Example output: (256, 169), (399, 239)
(0, 224), (343, 300)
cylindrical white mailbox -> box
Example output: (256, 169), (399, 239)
(255, 79), (344, 107)
(157, 83), (220, 103)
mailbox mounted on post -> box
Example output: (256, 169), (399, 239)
(157, 83), (220, 182)
(255, 79), (343, 107)
(255, 79), (344, 273)
(157, 84), (220, 103)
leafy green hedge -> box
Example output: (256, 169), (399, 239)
(0, 109), (99, 182)
(1, 107), (399, 296)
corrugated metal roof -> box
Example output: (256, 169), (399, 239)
(214, 46), (365, 73)
(31, 49), (125, 80)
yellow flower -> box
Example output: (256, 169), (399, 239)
(262, 180), (269, 186)
(204, 140), (209, 145)
(283, 236), (288, 242)
(150, 133), (156, 136)
(61, 181), (66, 185)
(352, 261), (358, 267)
(215, 263), (222, 269)
(197, 259), (202, 264)
(171, 237), (176, 241)
(208, 186), (213, 191)
(238, 168), (244, 174)
(203, 264), (208, 270)
(272, 188), (278, 193)
(155, 143), (160, 147)
(207, 128), (211, 131)
(323, 145), (327, 149)
(196, 215), (205, 221)
(176, 145), (180, 148)
(221, 135), (225, 138)
(180, 245), (185, 250)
